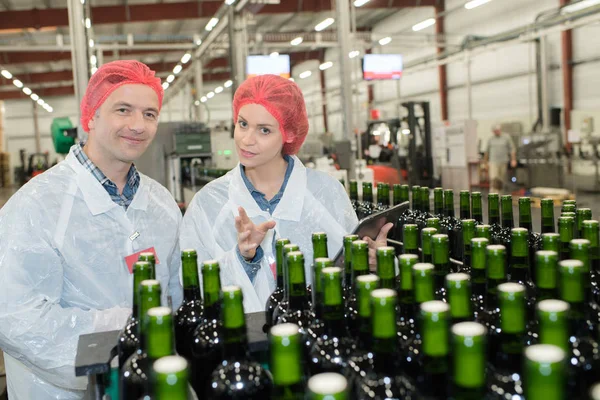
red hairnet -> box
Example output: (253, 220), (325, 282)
(80, 60), (164, 132)
(233, 74), (309, 155)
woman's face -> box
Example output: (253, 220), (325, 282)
(234, 103), (285, 168)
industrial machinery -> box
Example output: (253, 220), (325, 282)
(363, 101), (435, 187)
(50, 117), (77, 154)
(135, 121), (214, 204)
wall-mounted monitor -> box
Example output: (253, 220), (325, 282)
(362, 54), (403, 80)
(246, 54), (291, 79)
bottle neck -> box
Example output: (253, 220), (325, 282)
(143, 318), (174, 361)
(488, 200), (500, 225)
(183, 286), (201, 302)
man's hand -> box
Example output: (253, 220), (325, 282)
(510, 159), (517, 168)
(363, 222), (394, 271)
(235, 207), (276, 260)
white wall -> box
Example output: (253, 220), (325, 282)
(4, 0), (600, 180)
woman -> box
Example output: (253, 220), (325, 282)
(180, 74), (390, 313)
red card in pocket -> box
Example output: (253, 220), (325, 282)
(124, 247), (160, 274)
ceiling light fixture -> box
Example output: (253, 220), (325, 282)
(22, 87), (32, 95)
(206, 17), (219, 31)
(315, 18), (335, 32)
(162, 82), (169, 90)
(464, 0), (492, 9)
(31, 93), (39, 101)
(207, 91), (215, 98)
(412, 18), (436, 31)
(167, 75), (175, 83)
(215, 86), (224, 94)
(349, 50), (360, 58)
(299, 70), (312, 79)
(354, 0), (370, 6)
(181, 53), (192, 64)
(561, 0), (600, 13)
(290, 37), (303, 46)
(319, 61), (333, 70)
(173, 65), (183, 74)
(201, 96), (207, 102)
(379, 36), (392, 46)
(1, 70), (12, 79)
(13, 79), (23, 88)
(224, 80), (233, 88)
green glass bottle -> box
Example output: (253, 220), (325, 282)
(311, 232), (329, 316)
(488, 193), (501, 226)
(558, 216), (575, 260)
(462, 219), (476, 271)
(270, 323), (306, 400)
(535, 250), (559, 301)
(392, 184), (402, 206)
(450, 322), (487, 400)
(432, 234), (451, 301)
(421, 227), (437, 263)
(488, 282), (527, 398)
(174, 250), (204, 363)
(397, 254), (419, 342)
(537, 299), (570, 353)
(542, 232), (560, 253)
(121, 304), (174, 399)
(306, 258), (332, 344)
(266, 238), (292, 326)
(562, 211), (576, 219)
(272, 243), (301, 324)
(558, 259), (600, 397)
(377, 183), (390, 209)
(399, 184), (410, 204)
(354, 289), (417, 398)
(412, 263), (436, 307)
(485, 245), (508, 327)
(570, 238), (592, 302)
(426, 217), (441, 232)
(356, 182), (374, 219)
(342, 234), (359, 296)
(471, 192), (483, 224)
(446, 273), (473, 324)
(411, 185), (421, 212)
(376, 246), (396, 289)
(576, 208), (592, 239)
(309, 267), (354, 375)
(509, 228), (535, 299)
(414, 301), (451, 398)
(150, 355), (189, 400)
(444, 189), (455, 218)
(541, 198), (556, 233)
(562, 203), (577, 214)
(190, 260), (223, 396)
(307, 373), (348, 400)
(524, 344), (567, 400)
(352, 274), (380, 358)
(138, 252), (157, 279)
(403, 224), (419, 255)
(524, 344), (566, 400)
(562, 199), (576, 210)
(118, 261), (154, 367)
(434, 188), (444, 216)
(346, 240), (370, 328)
(518, 197), (533, 232)
(459, 190), (471, 220)
(470, 238), (488, 323)
(475, 224), (491, 241)
(582, 220), (600, 303)
(349, 180), (359, 209)
(501, 195), (514, 230)
(277, 252), (312, 330)
(420, 186), (431, 215)
(207, 286), (273, 398)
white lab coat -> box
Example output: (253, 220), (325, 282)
(0, 146), (183, 399)
(180, 156), (358, 313)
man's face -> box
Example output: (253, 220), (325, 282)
(493, 128), (501, 136)
(87, 84), (160, 164)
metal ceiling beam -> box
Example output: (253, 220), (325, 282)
(0, 0), (435, 30)
(0, 48), (185, 64)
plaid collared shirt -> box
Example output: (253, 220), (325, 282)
(73, 142), (140, 209)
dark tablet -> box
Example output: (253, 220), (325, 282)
(333, 201), (410, 269)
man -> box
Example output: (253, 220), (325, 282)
(484, 124), (517, 194)
(0, 60), (183, 399)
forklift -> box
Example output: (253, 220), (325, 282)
(364, 101), (435, 187)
